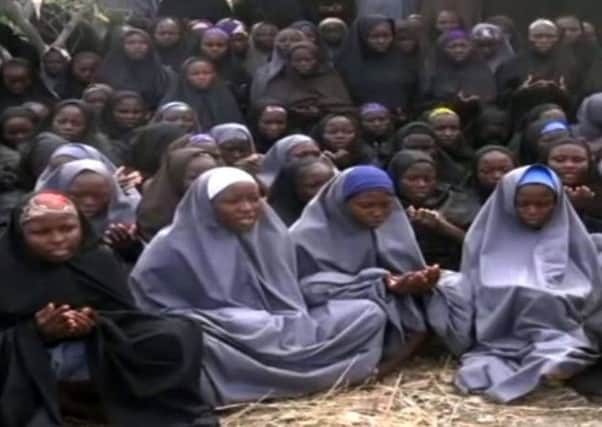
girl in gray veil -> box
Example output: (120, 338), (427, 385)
(290, 165), (473, 364)
(130, 167), (388, 406)
(452, 165), (602, 402)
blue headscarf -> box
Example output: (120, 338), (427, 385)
(342, 166), (394, 200)
(517, 164), (560, 193)
(540, 121), (569, 136)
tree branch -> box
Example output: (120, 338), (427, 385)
(0, 0), (46, 56)
(51, 0), (95, 48)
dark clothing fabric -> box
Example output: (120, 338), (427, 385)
(18, 132), (68, 191)
(233, 0), (315, 28)
(336, 15), (418, 112)
(96, 29), (175, 109)
(157, 0), (231, 22)
(0, 60), (56, 112)
(0, 196), (219, 427)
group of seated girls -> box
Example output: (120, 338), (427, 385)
(3, 3), (602, 426)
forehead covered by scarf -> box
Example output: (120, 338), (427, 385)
(20, 192), (78, 225)
(210, 123), (254, 146)
(472, 23), (503, 40)
(156, 101), (193, 115)
(529, 19), (559, 33)
(517, 164), (560, 193)
(342, 165), (394, 201)
(438, 29), (470, 46)
(360, 103), (389, 116)
(319, 17), (347, 30)
(428, 107), (458, 120)
(540, 120), (569, 136)
(204, 27), (230, 40)
(216, 18), (248, 36)
(190, 133), (217, 145)
(207, 167), (257, 200)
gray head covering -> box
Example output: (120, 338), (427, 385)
(291, 166), (426, 277)
(130, 167), (388, 405)
(574, 93), (602, 141)
(471, 23), (515, 73)
(35, 142), (141, 208)
(258, 134), (318, 188)
(209, 123), (255, 148)
(453, 165), (602, 402)
(35, 159), (138, 233)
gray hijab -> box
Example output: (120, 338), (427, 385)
(453, 165), (602, 402)
(35, 159), (139, 233)
(130, 167), (388, 406)
(574, 93), (602, 141)
(209, 123), (255, 148)
(258, 134), (317, 188)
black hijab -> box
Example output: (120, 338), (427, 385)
(233, 0), (314, 28)
(0, 192), (218, 427)
(335, 15), (418, 112)
(0, 58), (56, 111)
(96, 28), (174, 109)
(157, 0), (231, 22)
(18, 132), (68, 191)
(160, 57), (244, 131)
(465, 144), (516, 203)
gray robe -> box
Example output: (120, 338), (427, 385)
(257, 134), (316, 188)
(290, 168), (473, 358)
(452, 166), (602, 402)
(129, 169), (388, 406)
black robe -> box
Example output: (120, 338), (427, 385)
(0, 198), (219, 427)
(157, 0), (231, 22)
(232, 0), (315, 28)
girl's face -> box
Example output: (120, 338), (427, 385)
(23, 212), (82, 263)
(113, 96), (147, 130)
(288, 141), (321, 160)
(399, 161), (437, 204)
(323, 116), (356, 151)
(219, 139), (253, 165)
(2, 116), (35, 147)
(213, 182), (262, 233)
(436, 11), (460, 33)
(258, 107), (287, 140)
(154, 19), (181, 48)
(186, 61), (216, 89)
(52, 105), (87, 141)
(181, 155), (217, 192)
(202, 33), (229, 60)
(124, 33), (151, 60)
(68, 171), (112, 219)
(43, 50), (68, 76)
(297, 26), (318, 45)
(231, 33), (250, 55)
(83, 91), (110, 115)
(160, 107), (197, 132)
(290, 47), (318, 76)
(72, 54), (100, 83)
(346, 190), (394, 229)
(401, 134), (438, 158)
(444, 38), (472, 63)
(477, 150), (514, 190)
(295, 162), (335, 203)
(515, 184), (556, 229)
(474, 37), (499, 59)
(556, 17), (582, 45)
(536, 130), (570, 157)
(529, 25), (559, 55)
(396, 32), (418, 54)
(24, 102), (50, 122)
(539, 108), (567, 123)
(431, 114), (461, 150)
(479, 120), (508, 144)
(320, 24), (345, 46)
(254, 24), (278, 51)
(3, 64), (32, 95)
(366, 22), (394, 53)
(275, 30), (305, 54)
(361, 111), (391, 137)
(547, 144), (589, 187)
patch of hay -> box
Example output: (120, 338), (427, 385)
(222, 356), (602, 427)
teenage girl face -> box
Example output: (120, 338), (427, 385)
(547, 144), (589, 187)
(361, 111), (391, 137)
(556, 16), (582, 45)
(473, 37), (498, 59)
(186, 60), (216, 89)
(320, 24), (345, 46)
(43, 50), (68, 76)
(436, 10), (461, 33)
(231, 33), (249, 55)
(539, 108), (567, 123)
(323, 116), (356, 151)
(181, 155), (218, 192)
(296, 25), (318, 45)
(67, 171), (112, 219)
(123, 33), (151, 60)
(583, 22), (598, 44)
(258, 107), (287, 140)
(431, 113), (461, 150)
(83, 91), (111, 115)
(23, 212), (82, 263)
(275, 30), (305, 54)
(113, 96), (147, 130)
(219, 139), (253, 165)
(396, 31), (418, 54)
(529, 25), (559, 55)
(3, 64), (32, 95)
(72, 54), (101, 84)
(52, 105), (87, 141)
(202, 33), (229, 61)
(253, 24), (278, 51)
(213, 182), (262, 233)
(399, 162), (437, 204)
(346, 190), (395, 229)
(477, 150), (514, 190)
(536, 130), (570, 157)
(154, 18), (181, 48)
(288, 141), (321, 160)
(366, 22), (394, 53)
(401, 134), (437, 158)
(290, 47), (318, 76)
(160, 107), (197, 132)
(444, 38), (472, 63)
(3, 115), (35, 147)
(515, 184), (556, 229)
(294, 162), (334, 203)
